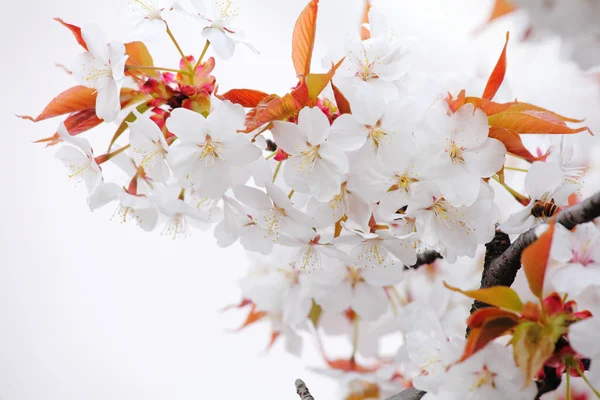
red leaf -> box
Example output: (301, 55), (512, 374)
(125, 42), (156, 77)
(305, 58), (344, 103)
(482, 31), (510, 100)
(360, 0), (371, 40)
(486, 0), (518, 24)
(521, 222), (555, 299)
(467, 307), (520, 329)
(326, 358), (378, 373)
(488, 110), (592, 135)
(292, 0), (319, 78)
(54, 18), (88, 51)
(444, 282), (524, 312)
(488, 127), (548, 162)
(332, 82), (352, 115)
(218, 89), (271, 108)
(461, 316), (519, 362)
(18, 86), (97, 122)
(237, 304), (267, 330)
(243, 93), (301, 133)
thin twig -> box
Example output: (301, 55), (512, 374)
(295, 379), (315, 400)
(384, 388), (427, 400)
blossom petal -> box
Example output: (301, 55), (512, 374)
(329, 114), (369, 151)
(272, 121), (309, 155)
(463, 138), (506, 178)
(81, 24), (109, 61)
(524, 161), (565, 200)
(166, 108), (208, 142)
(298, 107), (330, 145)
(202, 28), (235, 60)
(95, 79), (121, 122)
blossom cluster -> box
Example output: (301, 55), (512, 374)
(21, 0), (600, 399)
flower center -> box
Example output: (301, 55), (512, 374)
(298, 144), (321, 171)
(367, 123), (387, 148)
(355, 51), (379, 81)
(470, 366), (496, 391)
(389, 173), (419, 193)
(199, 135), (224, 165)
(572, 239), (595, 266)
(447, 142), (465, 163)
(347, 266), (364, 288)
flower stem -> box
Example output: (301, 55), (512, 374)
(126, 65), (188, 75)
(566, 372), (571, 400)
(350, 316), (360, 362)
(165, 22), (193, 73)
(265, 151), (277, 160)
(194, 40), (211, 71)
(492, 175), (530, 206)
(272, 161), (283, 183)
(504, 166), (529, 173)
(576, 364), (600, 398)
(288, 189), (295, 199)
(95, 144), (131, 165)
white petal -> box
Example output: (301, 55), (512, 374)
(451, 104), (490, 148)
(202, 28), (235, 60)
(95, 79), (121, 122)
(207, 101), (246, 140)
(166, 108), (208, 142)
(87, 182), (121, 210)
(525, 161), (565, 200)
(329, 114), (368, 151)
(81, 24), (109, 61)
(271, 121), (309, 155)
(462, 138), (506, 178)
(232, 185), (272, 210)
(71, 52), (111, 89)
(298, 107), (330, 145)
(351, 283), (388, 320)
(108, 41), (127, 80)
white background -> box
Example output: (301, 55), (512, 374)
(1, 0), (365, 399)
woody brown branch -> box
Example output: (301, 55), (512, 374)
(473, 190), (600, 313)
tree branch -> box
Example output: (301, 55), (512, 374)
(295, 379), (315, 400)
(384, 388), (427, 400)
(407, 250), (442, 270)
(472, 190), (600, 312)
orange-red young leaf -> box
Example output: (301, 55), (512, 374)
(467, 307), (520, 329)
(54, 18), (88, 50)
(266, 330), (281, 350)
(305, 59), (344, 103)
(18, 86), (97, 122)
(33, 109), (101, 147)
(461, 316), (519, 362)
(332, 82), (352, 114)
(125, 42), (156, 77)
(360, 0), (371, 40)
(326, 358), (378, 373)
(521, 222), (555, 299)
(511, 322), (557, 383)
(488, 127), (549, 162)
(243, 93), (301, 133)
(489, 110), (592, 135)
(444, 282), (524, 312)
(237, 304), (267, 331)
(482, 31), (510, 100)
(218, 89), (270, 108)
(487, 0), (518, 24)
(292, 0), (319, 78)
(506, 102), (584, 123)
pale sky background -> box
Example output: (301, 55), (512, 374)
(2, 0), (591, 400)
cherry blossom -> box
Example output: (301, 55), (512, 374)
(88, 182), (159, 231)
(550, 223), (600, 295)
(417, 103), (506, 207)
(272, 107), (350, 201)
(71, 25), (128, 122)
(55, 123), (102, 193)
(166, 101), (261, 197)
(128, 110), (170, 183)
(190, 0), (258, 59)
(407, 182), (496, 261)
(501, 161), (573, 234)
